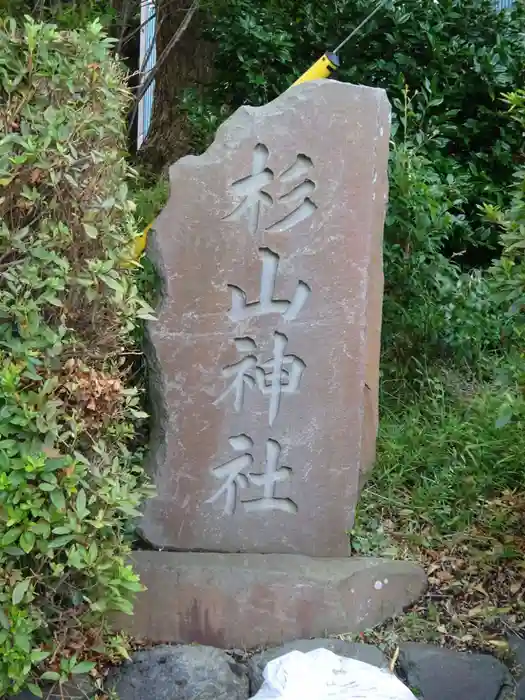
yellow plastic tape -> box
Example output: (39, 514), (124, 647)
(292, 52), (340, 86)
(133, 221), (151, 259)
(121, 221), (152, 268)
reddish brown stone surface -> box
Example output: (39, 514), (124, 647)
(119, 552), (426, 648)
(140, 80), (390, 556)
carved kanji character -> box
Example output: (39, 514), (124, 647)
(244, 439), (296, 514)
(228, 247), (310, 322)
(206, 436), (297, 515)
(222, 144), (273, 235)
(223, 145), (318, 235)
(204, 434), (253, 515)
(255, 331), (305, 426)
(266, 154), (317, 233)
(214, 338), (257, 412)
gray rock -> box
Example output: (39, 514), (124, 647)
(508, 632), (525, 678)
(397, 643), (514, 700)
(517, 677), (525, 700)
(8, 692), (38, 700)
(108, 644), (249, 700)
(248, 638), (387, 694)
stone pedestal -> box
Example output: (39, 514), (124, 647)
(119, 552), (427, 648)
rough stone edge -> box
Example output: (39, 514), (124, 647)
(135, 223), (169, 547)
(169, 80), (390, 175)
(360, 89), (391, 487)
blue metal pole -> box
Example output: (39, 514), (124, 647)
(138, 0), (156, 149)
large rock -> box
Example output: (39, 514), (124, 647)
(140, 79), (391, 557)
(108, 645), (249, 700)
(118, 551), (426, 648)
(508, 632), (525, 677)
(397, 643), (514, 700)
(248, 639), (387, 694)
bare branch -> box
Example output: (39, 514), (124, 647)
(117, 0), (134, 54)
(121, 0), (195, 49)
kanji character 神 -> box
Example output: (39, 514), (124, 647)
(215, 332), (305, 426)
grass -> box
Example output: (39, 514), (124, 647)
(372, 369), (524, 534)
(351, 360), (525, 657)
(132, 176), (169, 231)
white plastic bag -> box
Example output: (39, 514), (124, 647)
(250, 648), (417, 700)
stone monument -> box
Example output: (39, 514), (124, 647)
(123, 80), (426, 647)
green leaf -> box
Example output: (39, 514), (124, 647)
(27, 684), (43, 698)
(12, 578), (31, 605)
(2, 527), (22, 546)
(48, 534), (75, 548)
(99, 273), (124, 294)
(31, 650), (51, 664)
(41, 671), (61, 681)
(43, 294), (63, 307)
(50, 489), (66, 511)
(52, 526), (72, 535)
(496, 402), (513, 429)
(87, 541), (98, 564)
(136, 309), (157, 321)
(76, 489), (88, 518)
(31, 521), (51, 537)
(129, 409), (149, 419)
(71, 660), (96, 675)
(14, 632), (31, 652)
(67, 546), (83, 569)
(20, 530), (36, 553)
(83, 223), (98, 239)
(119, 579), (144, 592)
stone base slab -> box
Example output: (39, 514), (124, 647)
(117, 552), (426, 648)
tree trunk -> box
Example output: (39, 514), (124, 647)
(138, 0), (215, 174)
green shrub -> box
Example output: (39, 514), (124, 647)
(0, 17), (153, 695)
(133, 177), (169, 231)
(189, 0), (525, 254)
(383, 128), (503, 363)
(1, 1), (116, 28)
(486, 91), (525, 345)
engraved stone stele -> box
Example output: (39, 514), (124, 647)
(118, 80), (429, 648)
(140, 79), (391, 557)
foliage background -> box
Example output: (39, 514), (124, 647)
(0, 16), (152, 695)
